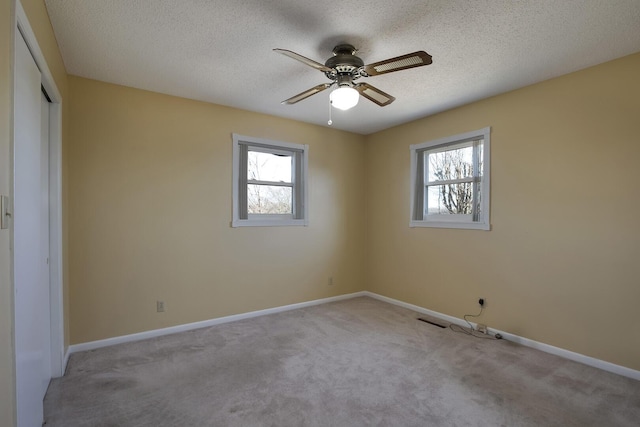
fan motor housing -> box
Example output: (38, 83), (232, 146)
(324, 44), (364, 76)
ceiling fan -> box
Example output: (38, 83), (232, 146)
(274, 44), (432, 110)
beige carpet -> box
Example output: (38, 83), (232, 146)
(44, 297), (640, 426)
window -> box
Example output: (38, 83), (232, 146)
(232, 134), (308, 227)
(410, 127), (490, 230)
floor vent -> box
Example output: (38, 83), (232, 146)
(417, 317), (446, 328)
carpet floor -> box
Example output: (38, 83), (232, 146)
(44, 297), (640, 426)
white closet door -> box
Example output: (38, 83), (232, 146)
(14, 30), (51, 427)
(40, 90), (52, 389)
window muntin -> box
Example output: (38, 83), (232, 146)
(232, 134), (308, 227)
(410, 127), (490, 230)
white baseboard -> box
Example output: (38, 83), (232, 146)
(67, 291), (367, 355)
(66, 290), (639, 381)
(363, 291), (640, 381)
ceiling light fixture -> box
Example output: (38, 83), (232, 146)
(330, 86), (359, 110)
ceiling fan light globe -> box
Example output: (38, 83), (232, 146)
(330, 87), (359, 110)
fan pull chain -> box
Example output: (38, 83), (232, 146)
(328, 99), (333, 126)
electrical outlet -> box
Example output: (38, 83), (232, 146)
(477, 323), (488, 334)
(328, 277), (334, 286)
(156, 301), (165, 312)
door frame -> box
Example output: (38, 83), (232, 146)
(13, 0), (65, 378)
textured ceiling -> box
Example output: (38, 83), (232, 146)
(44, 0), (640, 135)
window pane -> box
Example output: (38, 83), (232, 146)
(248, 151), (292, 183)
(426, 183), (474, 215)
(247, 184), (292, 214)
(426, 144), (476, 182)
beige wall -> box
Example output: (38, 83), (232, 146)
(67, 76), (366, 343)
(365, 52), (640, 370)
(1, 0), (68, 425)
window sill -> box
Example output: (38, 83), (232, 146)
(409, 220), (490, 230)
(232, 218), (308, 228)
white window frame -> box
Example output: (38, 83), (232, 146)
(410, 127), (491, 230)
(232, 134), (309, 227)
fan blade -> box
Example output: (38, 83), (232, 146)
(363, 51), (432, 76)
(282, 83), (331, 105)
(274, 49), (333, 73)
(355, 83), (395, 106)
